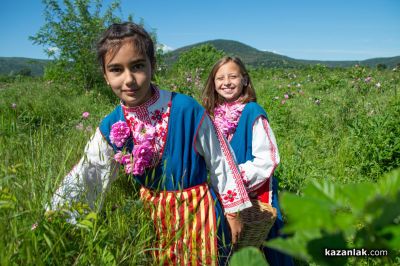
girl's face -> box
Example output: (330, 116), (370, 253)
(214, 61), (247, 102)
(103, 41), (152, 107)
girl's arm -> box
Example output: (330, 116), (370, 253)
(194, 114), (252, 214)
(46, 128), (118, 221)
(239, 116), (280, 192)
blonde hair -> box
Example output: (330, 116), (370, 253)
(202, 56), (257, 117)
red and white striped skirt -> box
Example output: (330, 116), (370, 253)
(140, 183), (219, 265)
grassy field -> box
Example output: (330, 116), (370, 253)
(1, 65), (399, 265)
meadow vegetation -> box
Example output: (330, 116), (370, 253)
(1, 62), (399, 265)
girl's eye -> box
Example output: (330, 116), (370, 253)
(229, 75), (238, 79)
(215, 77), (224, 81)
(131, 64), (145, 71)
(109, 67), (122, 73)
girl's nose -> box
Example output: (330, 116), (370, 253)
(223, 77), (231, 86)
(124, 70), (135, 85)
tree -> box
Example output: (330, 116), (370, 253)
(376, 63), (387, 71)
(172, 44), (225, 80)
(30, 0), (125, 90)
(16, 68), (32, 77)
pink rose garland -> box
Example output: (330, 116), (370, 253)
(214, 101), (245, 140)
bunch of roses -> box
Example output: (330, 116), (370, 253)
(214, 102), (245, 139)
(110, 120), (155, 175)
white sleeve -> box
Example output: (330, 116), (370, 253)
(47, 128), (119, 216)
(239, 117), (280, 192)
(195, 114), (251, 213)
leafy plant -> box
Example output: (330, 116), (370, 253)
(266, 168), (400, 265)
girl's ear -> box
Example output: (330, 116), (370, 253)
(242, 76), (249, 87)
(104, 74), (110, 85)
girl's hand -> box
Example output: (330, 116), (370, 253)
(226, 213), (243, 244)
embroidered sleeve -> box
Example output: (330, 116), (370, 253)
(239, 116), (280, 192)
(47, 127), (119, 222)
(194, 114), (252, 213)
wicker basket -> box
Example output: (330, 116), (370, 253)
(237, 199), (277, 249)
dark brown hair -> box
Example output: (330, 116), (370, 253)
(96, 22), (156, 73)
(202, 56), (257, 117)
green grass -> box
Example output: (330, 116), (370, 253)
(0, 65), (399, 265)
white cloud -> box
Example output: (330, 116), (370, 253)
(157, 44), (174, 53)
(47, 47), (60, 53)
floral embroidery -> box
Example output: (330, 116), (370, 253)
(222, 189), (238, 203)
(150, 109), (164, 124)
(213, 100), (245, 140)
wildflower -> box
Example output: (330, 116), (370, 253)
(11, 103), (17, 109)
(110, 121), (130, 148)
(296, 83), (301, 87)
(273, 96), (280, 100)
(298, 90), (304, 95)
(315, 99), (321, 105)
(85, 125), (93, 132)
(31, 222), (38, 231)
(281, 100), (286, 105)
(82, 112), (90, 119)
(284, 94), (289, 99)
(364, 76), (372, 83)
(375, 82), (381, 88)
(75, 122), (84, 131)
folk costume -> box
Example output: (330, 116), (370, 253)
(49, 86), (251, 265)
(212, 99), (294, 266)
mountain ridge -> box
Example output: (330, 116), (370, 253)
(163, 39), (400, 69)
(1, 40), (399, 76)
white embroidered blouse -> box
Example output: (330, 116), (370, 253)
(48, 88), (251, 217)
(213, 101), (280, 194)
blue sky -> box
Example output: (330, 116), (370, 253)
(0, 0), (399, 61)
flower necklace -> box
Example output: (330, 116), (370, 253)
(213, 100), (245, 140)
(110, 120), (156, 176)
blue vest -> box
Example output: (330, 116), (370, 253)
(99, 93), (208, 191)
(229, 102), (268, 164)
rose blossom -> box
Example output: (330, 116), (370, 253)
(110, 121), (130, 147)
(82, 112), (90, 119)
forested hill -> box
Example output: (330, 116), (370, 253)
(0, 57), (49, 76)
(164, 39), (400, 69)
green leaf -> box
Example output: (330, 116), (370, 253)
(379, 225), (400, 251)
(303, 180), (338, 204)
(365, 193), (400, 230)
(43, 233), (53, 249)
(265, 230), (319, 262)
(339, 182), (375, 213)
(306, 232), (348, 266)
(280, 189), (336, 232)
(230, 247), (269, 266)
(377, 168), (400, 198)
